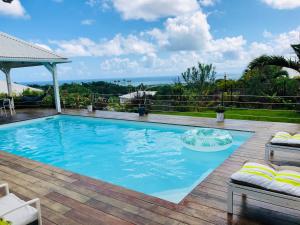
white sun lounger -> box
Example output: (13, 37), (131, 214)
(227, 162), (300, 215)
(0, 183), (42, 225)
(265, 132), (300, 161)
(227, 181), (300, 214)
(265, 142), (300, 161)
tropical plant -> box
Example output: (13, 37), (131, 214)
(240, 65), (290, 95)
(93, 96), (108, 110)
(247, 44), (300, 73)
(22, 88), (43, 96)
(181, 63), (216, 94)
(215, 105), (225, 113)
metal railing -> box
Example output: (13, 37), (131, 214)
(12, 93), (300, 122)
(89, 93), (300, 110)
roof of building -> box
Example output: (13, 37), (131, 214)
(119, 91), (157, 99)
(0, 80), (43, 95)
(0, 32), (69, 68)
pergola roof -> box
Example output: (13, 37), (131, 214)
(0, 32), (69, 68)
(0, 32), (69, 113)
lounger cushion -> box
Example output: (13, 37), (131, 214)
(271, 132), (300, 146)
(271, 132), (291, 144)
(0, 193), (37, 225)
(268, 170), (300, 197)
(231, 162), (275, 189)
(231, 162), (300, 197)
(279, 165), (300, 173)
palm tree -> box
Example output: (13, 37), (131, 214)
(292, 44), (300, 59)
(247, 44), (300, 73)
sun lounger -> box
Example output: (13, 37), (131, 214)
(0, 183), (42, 225)
(227, 162), (300, 214)
(265, 132), (300, 161)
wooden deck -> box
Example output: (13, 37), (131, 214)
(0, 108), (57, 125)
(1, 109), (300, 225)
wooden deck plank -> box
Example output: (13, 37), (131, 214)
(86, 198), (162, 225)
(46, 192), (137, 225)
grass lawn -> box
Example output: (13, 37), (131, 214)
(154, 109), (300, 123)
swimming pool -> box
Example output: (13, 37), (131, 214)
(0, 115), (252, 203)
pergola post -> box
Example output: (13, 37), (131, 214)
(5, 68), (12, 97)
(0, 67), (12, 97)
(45, 63), (62, 113)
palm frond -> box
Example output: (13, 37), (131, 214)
(248, 55), (300, 72)
(291, 44), (300, 60)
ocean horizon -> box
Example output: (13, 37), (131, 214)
(23, 75), (180, 86)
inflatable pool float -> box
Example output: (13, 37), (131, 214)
(181, 128), (233, 152)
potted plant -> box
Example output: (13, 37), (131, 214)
(87, 99), (93, 112)
(138, 104), (146, 116)
(215, 105), (225, 122)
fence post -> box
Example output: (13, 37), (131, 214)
(221, 92), (224, 107)
(222, 73), (227, 107)
(230, 84), (233, 107)
(224, 73), (227, 93)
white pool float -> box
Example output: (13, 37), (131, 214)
(182, 128), (233, 152)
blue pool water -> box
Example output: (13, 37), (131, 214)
(0, 115), (252, 203)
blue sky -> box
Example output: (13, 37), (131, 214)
(0, 0), (300, 82)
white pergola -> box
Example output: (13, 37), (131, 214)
(0, 32), (70, 113)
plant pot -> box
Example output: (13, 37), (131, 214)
(138, 106), (146, 116)
(216, 112), (224, 122)
(87, 105), (93, 112)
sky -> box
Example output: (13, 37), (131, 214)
(0, 0), (300, 82)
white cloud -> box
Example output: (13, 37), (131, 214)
(51, 34), (156, 57)
(268, 28), (300, 57)
(81, 19), (95, 25)
(209, 36), (247, 61)
(248, 28), (300, 59)
(56, 10), (212, 57)
(112, 0), (199, 21)
(165, 11), (211, 51)
(97, 27), (300, 77)
(213, 27), (300, 73)
(51, 38), (92, 57)
(45, 0), (300, 78)
(147, 29), (168, 48)
(0, 0), (28, 18)
(101, 57), (140, 73)
(99, 51), (203, 76)
(249, 42), (272, 56)
(262, 0), (300, 9)
(149, 11), (212, 51)
(199, 0), (218, 7)
(204, 28), (299, 74)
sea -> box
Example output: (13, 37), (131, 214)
(24, 75), (180, 86)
